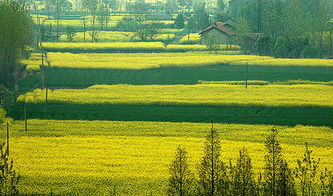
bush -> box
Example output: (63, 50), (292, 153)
(0, 144), (20, 195)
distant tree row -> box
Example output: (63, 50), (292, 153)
(168, 127), (333, 195)
(230, 0), (333, 58)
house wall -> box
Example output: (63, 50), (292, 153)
(200, 29), (232, 45)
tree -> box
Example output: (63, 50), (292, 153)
(235, 17), (252, 50)
(97, 1), (111, 31)
(136, 23), (161, 41)
(0, 143), (20, 195)
(45, 0), (72, 39)
(230, 147), (256, 196)
(197, 123), (229, 195)
(168, 146), (194, 196)
(217, 0), (226, 12)
(295, 143), (321, 195)
(0, 0), (33, 89)
(81, 0), (99, 42)
(126, 0), (148, 14)
(115, 17), (140, 32)
(213, 12), (230, 23)
(174, 14), (185, 29)
(263, 128), (296, 196)
(65, 26), (75, 42)
(273, 36), (290, 58)
(187, 3), (210, 31)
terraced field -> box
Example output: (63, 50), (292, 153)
(6, 42), (333, 195)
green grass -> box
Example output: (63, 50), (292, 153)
(1, 119), (332, 195)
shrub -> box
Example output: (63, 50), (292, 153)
(0, 144), (20, 195)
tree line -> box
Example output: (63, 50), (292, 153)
(230, 0), (333, 58)
(168, 126), (333, 196)
(0, 0), (33, 91)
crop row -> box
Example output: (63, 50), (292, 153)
(44, 51), (333, 68)
(17, 84), (333, 107)
(59, 31), (176, 42)
(43, 43), (242, 53)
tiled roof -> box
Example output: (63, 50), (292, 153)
(200, 22), (236, 36)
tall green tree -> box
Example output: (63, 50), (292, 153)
(235, 17), (252, 50)
(0, 0), (33, 89)
(263, 128), (296, 196)
(187, 3), (209, 31)
(295, 143), (321, 195)
(197, 124), (229, 195)
(230, 147), (256, 196)
(174, 13), (185, 29)
(217, 0), (226, 12)
(168, 146), (194, 196)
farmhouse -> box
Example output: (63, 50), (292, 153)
(200, 22), (236, 45)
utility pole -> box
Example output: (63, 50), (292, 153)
(42, 52), (45, 89)
(6, 122), (9, 156)
(45, 84), (48, 113)
(245, 62), (248, 89)
(24, 102), (27, 132)
(330, 27), (333, 58)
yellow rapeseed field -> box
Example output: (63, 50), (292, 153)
(59, 31), (175, 42)
(43, 42), (165, 52)
(179, 33), (201, 44)
(17, 84), (333, 107)
(2, 120), (332, 195)
(20, 53), (43, 71)
(44, 52), (333, 69)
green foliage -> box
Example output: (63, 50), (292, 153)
(0, 144), (20, 195)
(174, 14), (185, 29)
(295, 143), (321, 195)
(65, 26), (75, 42)
(213, 12), (230, 23)
(168, 146), (194, 196)
(319, 169), (333, 195)
(274, 36), (289, 58)
(0, 0), (33, 88)
(230, 147), (256, 196)
(197, 125), (228, 195)
(115, 17), (140, 32)
(263, 128), (296, 196)
(136, 23), (161, 41)
(187, 3), (210, 32)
